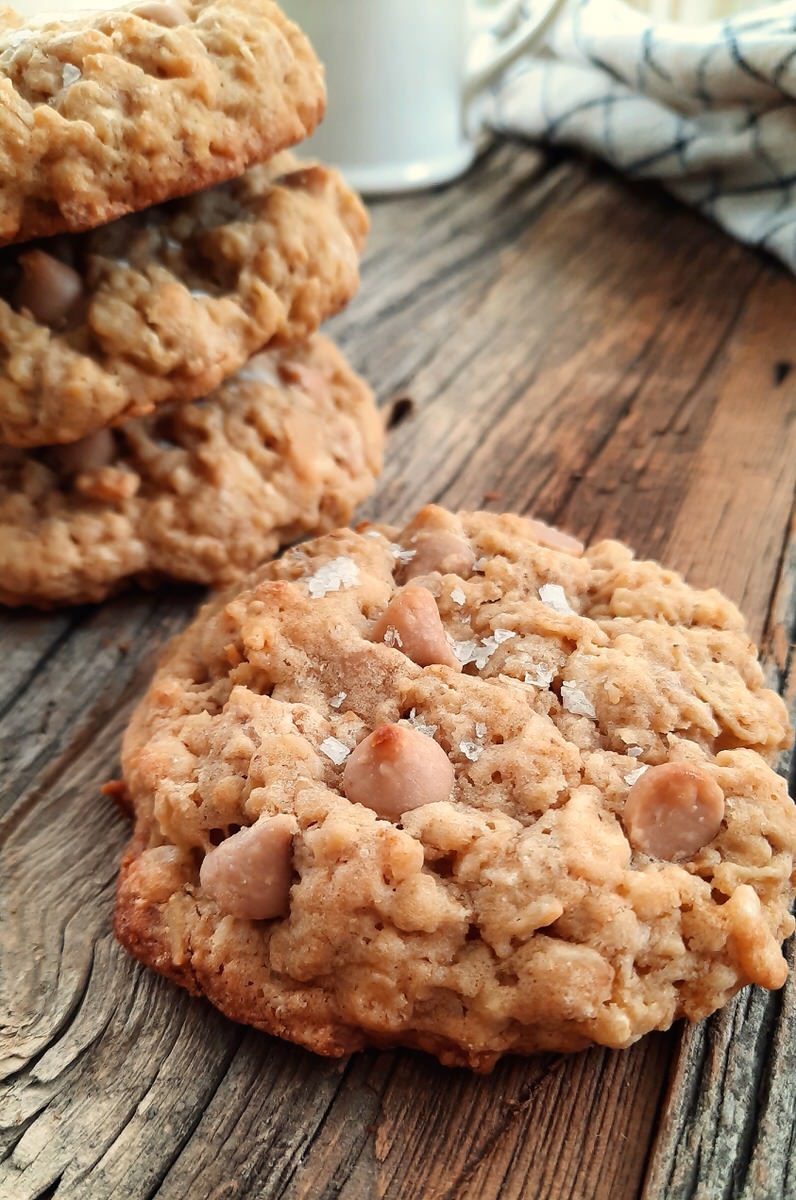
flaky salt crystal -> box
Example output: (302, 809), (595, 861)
(389, 543), (417, 565)
(560, 682), (596, 719)
(626, 746), (643, 758)
(475, 722), (487, 739)
(61, 63), (81, 88)
(406, 708), (437, 738)
(319, 737), (350, 765)
(450, 587), (466, 606)
(448, 628), (516, 669)
(624, 764), (649, 786)
(307, 557), (360, 598)
(524, 665), (555, 689)
(449, 637), (480, 665)
(329, 692), (346, 710)
(474, 628), (516, 669)
(459, 741), (483, 762)
(538, 583), (577, 616)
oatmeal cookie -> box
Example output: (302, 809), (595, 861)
(0, 336), (382, 606)
(0, 154), (367, 447)
(0, 0), (325, 244)
(115, 506), (796, 1070)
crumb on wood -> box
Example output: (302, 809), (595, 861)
(101, 778), (132, 817)
(483, 489), (502, 503)
(386, 395), (415, 429)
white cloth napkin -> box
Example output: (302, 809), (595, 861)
(493, 0), (796, 270)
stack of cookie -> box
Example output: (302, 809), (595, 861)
(0, 0), (382, 606)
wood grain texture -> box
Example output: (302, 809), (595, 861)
(1, 143), (795, 1200)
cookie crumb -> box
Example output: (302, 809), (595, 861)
(101, 778), (131, 816)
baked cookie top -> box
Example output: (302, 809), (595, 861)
(116, 506), (795, 1070)
(0, 154), (367, 447)
(0, 0), (325, 245)
(0, 335), (381, 606)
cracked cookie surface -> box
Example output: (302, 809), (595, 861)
(0, 0), (325, 244)
(0, 154), (367, 447)
(115, 506), (796, 1070)
(0, 335), (381, 605)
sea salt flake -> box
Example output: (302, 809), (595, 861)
(560, 681), (596, 719)
(459, 741), (483, 762)
(475, 722), (487, 739)
(307, 556), (360, 598)
(624, 764), (649, 786)
(448, 636), (480, 666)
(319, 737), (350, 765)
(473, 557), (489, 572)
(524, 665), (555, 689)
(448, 628), (516, 669)
(538, 583), (577, 617)
(626, 746), (643, 758)
(450, 586), (466, 606)
(474, 628), (516, 669)
(235, 360), (280, 386)
(364, 530), (383, 539)
(61, 62), (81, 88)
(389, 543), (416, 565)
(329, 692), (346, 710)
(383, 625), (403, 648)
(405, 708), (437, 738)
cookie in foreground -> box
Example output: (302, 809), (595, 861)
(0, 336), (381, 605)
(0, 155), (367, 447)
(0, 0), (325, 245)
(115, 505), (795, 1070)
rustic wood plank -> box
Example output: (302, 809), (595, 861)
(1, 143), (795, 1200)
(643, 507), (796, 1200)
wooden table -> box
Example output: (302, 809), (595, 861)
(2, 143), (795, 1200)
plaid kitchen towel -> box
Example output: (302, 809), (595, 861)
(492, 0), (796, 270)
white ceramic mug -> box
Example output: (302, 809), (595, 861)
(284, 0), (558, 193)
